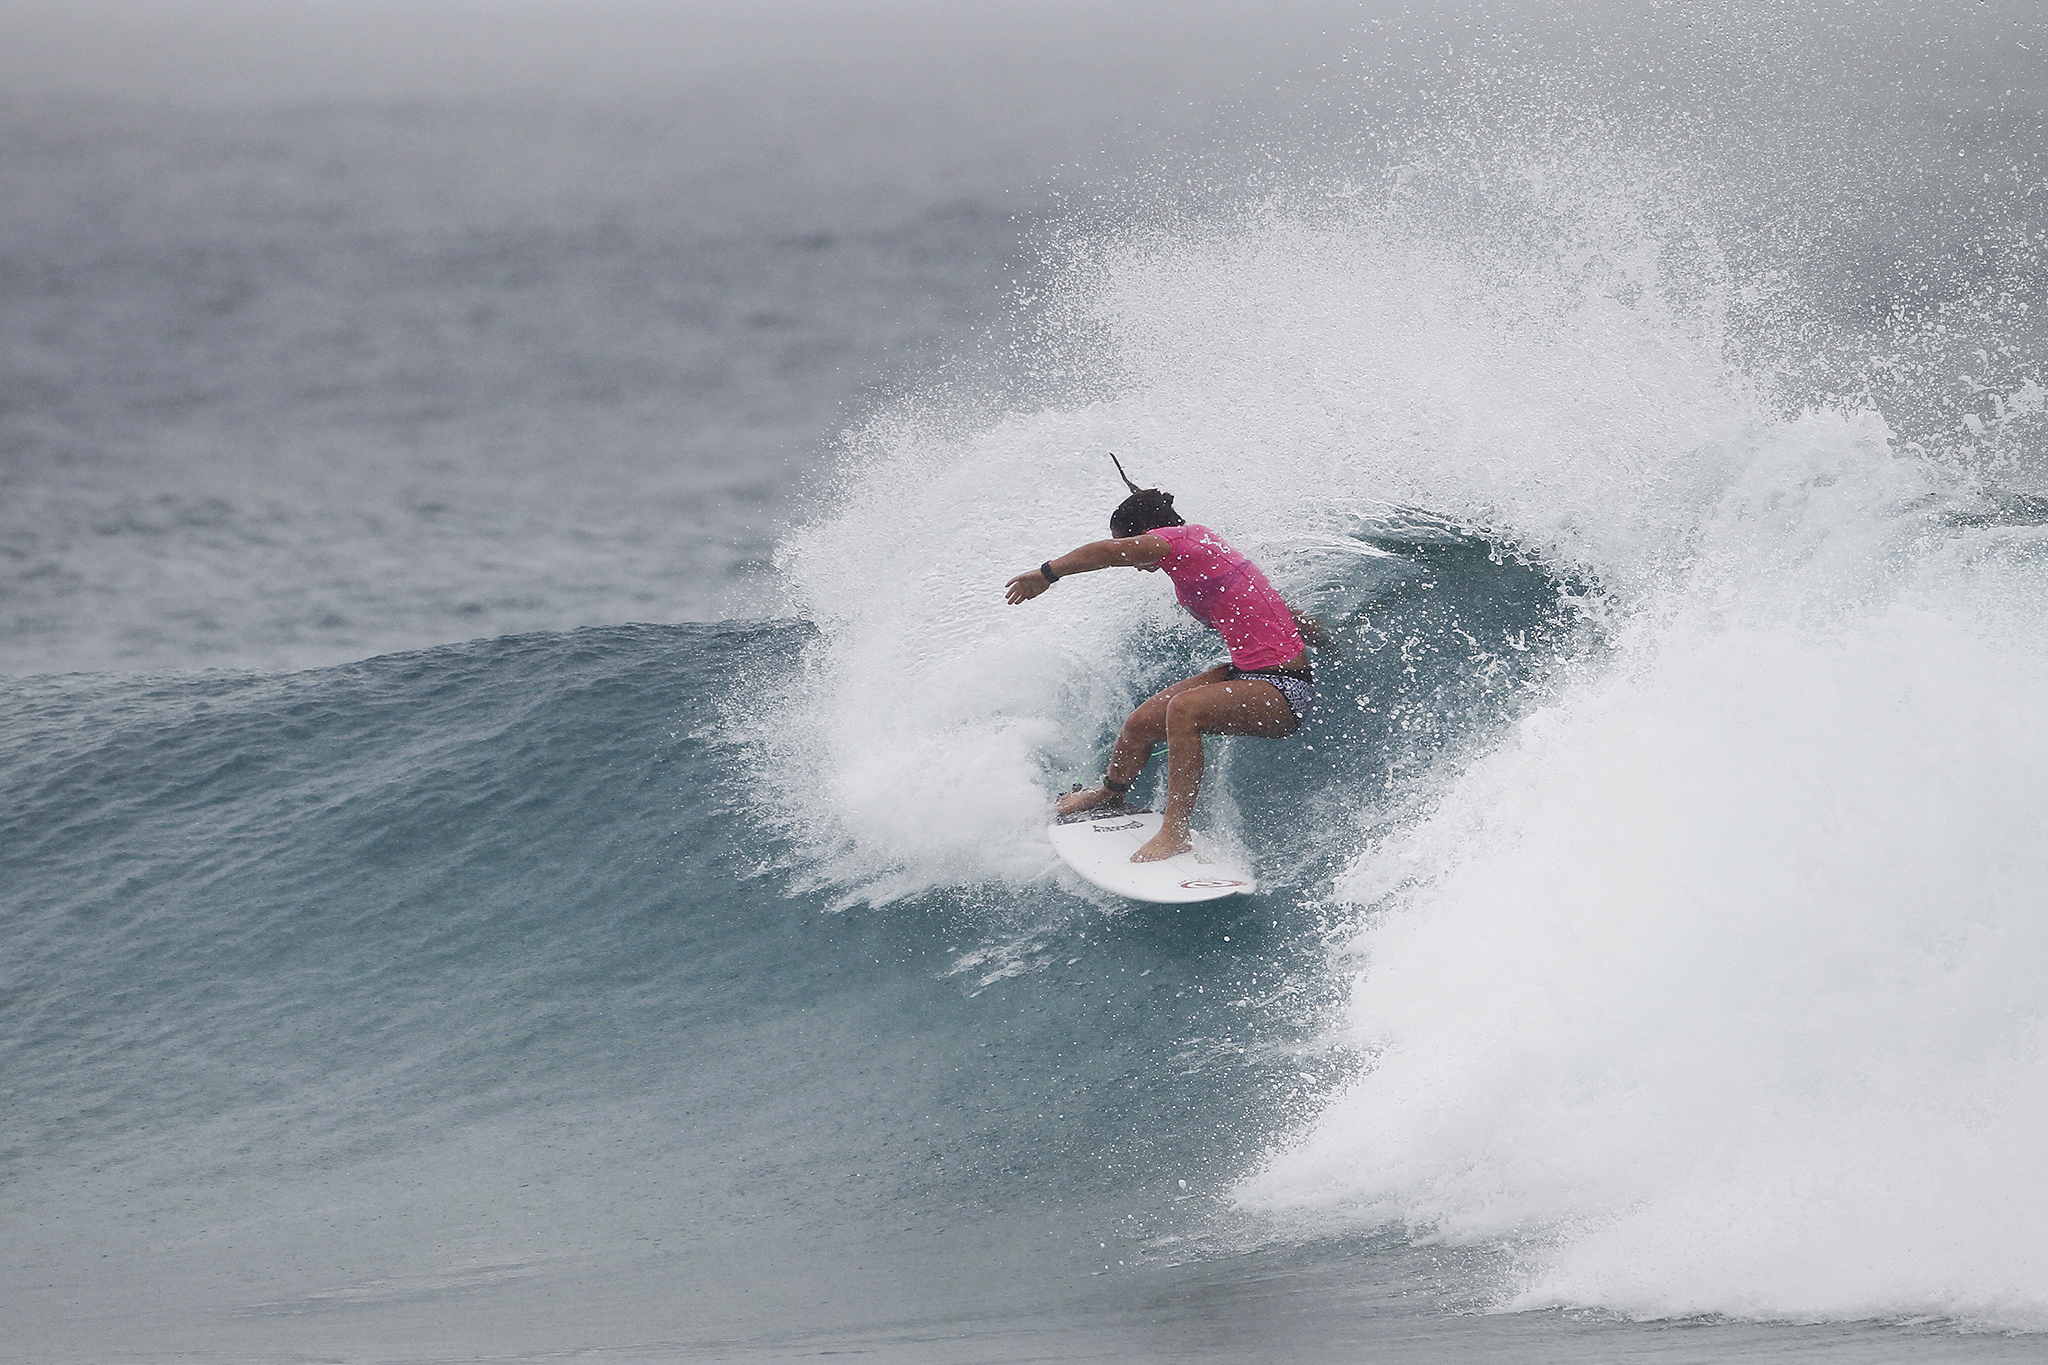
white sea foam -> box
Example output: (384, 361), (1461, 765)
(1232, 309), (2048, 1326)
(1241, 462), (2048, 1324)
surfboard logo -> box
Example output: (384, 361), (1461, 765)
(1179, 878), (1249, 889)
(1092, 820), (1143, 832)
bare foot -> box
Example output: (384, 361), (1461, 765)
(1131, 829), (1191, 863)
(1056, 786), (1124, 817)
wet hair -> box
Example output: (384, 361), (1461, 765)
(1106, 453), (1185, 538)
(1110, 488), (1184, 538)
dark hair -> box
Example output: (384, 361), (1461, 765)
(1110, 488), (1184, 539)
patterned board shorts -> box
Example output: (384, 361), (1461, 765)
(1226, 666), (1314, 722)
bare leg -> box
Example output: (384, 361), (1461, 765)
(1130, 678), (1299, 862)
(1055, 666), (1232, 816)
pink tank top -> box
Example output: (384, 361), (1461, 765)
(1149, 524), (1304, 671)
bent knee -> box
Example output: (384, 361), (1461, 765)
(1125, 697), (1169, 726)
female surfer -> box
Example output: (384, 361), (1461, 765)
(1004, 462), (1319, 864)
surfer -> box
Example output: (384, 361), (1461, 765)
(1004, 459), (1320, 864)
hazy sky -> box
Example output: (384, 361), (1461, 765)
(4, 2), (2036, 144)
(0, 0), (1418, 105)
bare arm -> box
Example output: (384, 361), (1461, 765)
(1004, 535), (1169, 604)
(1291, 606), (1337, 653)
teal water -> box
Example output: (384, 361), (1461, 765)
(0, 537), (1559, 1357)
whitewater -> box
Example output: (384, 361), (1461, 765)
(4, 2), (2047, 1361)
(771, 136), (2048, 1333)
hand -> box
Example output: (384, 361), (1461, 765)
(1005, 569), (1051, 605)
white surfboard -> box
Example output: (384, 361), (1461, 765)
(1047, 807), (1256, 903)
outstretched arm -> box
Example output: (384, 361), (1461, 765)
(1004, 534), (1169, 604)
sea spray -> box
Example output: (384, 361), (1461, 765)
(1238, 399), (2048, 1327)
(760, 157), (1761, 907)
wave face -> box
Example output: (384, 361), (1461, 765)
(0, 622), (1258, 1354)
(2, 556), (1596, 1356)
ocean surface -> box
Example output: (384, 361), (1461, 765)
(5, 2), (2048, 1361)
